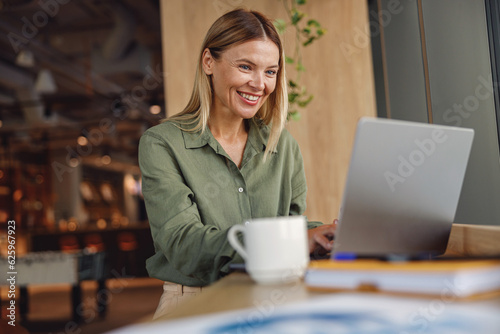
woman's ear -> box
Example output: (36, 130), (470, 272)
(202, 48), (214, 75)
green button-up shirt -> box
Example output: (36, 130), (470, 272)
(138, 117), (322, 286)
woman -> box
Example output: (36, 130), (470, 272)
(139, 8), (336, 319)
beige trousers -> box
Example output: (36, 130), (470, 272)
(153, 281), (203, 320)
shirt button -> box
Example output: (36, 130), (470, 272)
(238, 187), (244, 193)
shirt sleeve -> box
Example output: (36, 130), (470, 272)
(287, 133), (324, 229)
(139, 131), (242, 286)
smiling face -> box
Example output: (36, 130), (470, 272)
(202, 39), (280, 121)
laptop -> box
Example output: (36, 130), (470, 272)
(331, 117), (474, 259)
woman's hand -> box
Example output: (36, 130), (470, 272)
(307, 219), (338, 256)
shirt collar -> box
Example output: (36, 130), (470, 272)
(247, 118), (277, 154)
(182, 126), (213, 150)
(181, 118), (276, 153)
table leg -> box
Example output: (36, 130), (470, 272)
(71, 284), (82, 323)
(19, 286), (28, 318)
(97, 279), (107, 318)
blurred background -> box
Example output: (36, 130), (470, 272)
(0, 0), (162, 262)
(0, 0), (165, 332)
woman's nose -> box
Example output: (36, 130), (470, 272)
(249, 73), (265, 90)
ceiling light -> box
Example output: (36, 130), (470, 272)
(69, 157), (80, 168)
(16, 50), (35, 68)
(101, 155), (111, 165)
(34, 69), (57, 94)
(77, 136), (88, 146)
(149, 104), (161, 115)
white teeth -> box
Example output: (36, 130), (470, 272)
(238, 92), (259, 101)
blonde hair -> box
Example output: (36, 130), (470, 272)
(166, 8), (288, 160)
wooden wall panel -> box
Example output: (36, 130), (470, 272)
(160, 0), (376, 224)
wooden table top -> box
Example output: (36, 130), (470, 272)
(158, 272), (325, 321)
(155, 223), (500, 322)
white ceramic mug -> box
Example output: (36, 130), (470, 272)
(227, 216), (309, 284)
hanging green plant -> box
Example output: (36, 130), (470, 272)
(274, 0), (326, 121)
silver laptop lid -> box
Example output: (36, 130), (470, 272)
(333, 117), (474, 258)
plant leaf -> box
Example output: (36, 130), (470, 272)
(307, 19), (321, 27)
(285, 56), (295, 64)
(288, 111), (301, 121)
(303, 36), (315, 47)
(288, 92), (299, 103)
(298, 94), (314, 107)
(291, 10), (305, 25)
(273, 19), (287, 35)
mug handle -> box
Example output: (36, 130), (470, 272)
(227, 224), (248, 260)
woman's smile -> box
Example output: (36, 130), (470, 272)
(237, 91), (261, 105)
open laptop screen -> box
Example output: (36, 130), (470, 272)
(332, 117), (474, 258)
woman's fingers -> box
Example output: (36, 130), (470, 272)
(308, 223), (337, 253)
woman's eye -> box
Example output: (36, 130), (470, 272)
(239, 65), (250, 70)
(266, 70), (277, 76)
